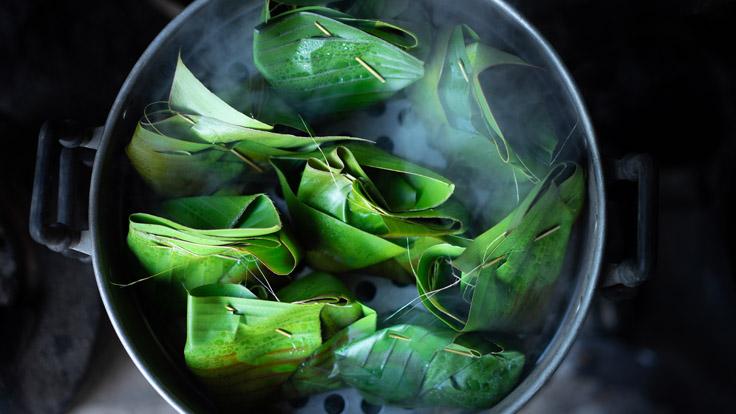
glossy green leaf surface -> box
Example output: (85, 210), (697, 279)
(416, 163), (584, 332)
(335, 324), (524, 409)
(126, 57), (360, 196)
(184, 273), (376, 403)
(272, 144), (465, 280)
(127, 194), (301, 294)
(254, 8), (424, 116)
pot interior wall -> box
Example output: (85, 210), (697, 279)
(91, 0), (603, 412)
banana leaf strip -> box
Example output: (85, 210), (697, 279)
(126, 56), (360, 196)
(184, 273), (376, 403)
(416, 162), (585, 332)
(127, 194), (301, 295)
(271, 143), (466, 279)
(254, 8), (424, 116)
(335, 324), (524, 409)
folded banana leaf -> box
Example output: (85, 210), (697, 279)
(127, 194), (300, 297)
(416, 162), (584, 332)
(271, 143), (466, 281)
(269, 0), (330, 5)
(254, 6), (424, 116)
(415, 25), (557, 182)
(278, 272), (377, 397)
(335, 324), (525, 409)
(410, 25), (558, 223)
(219, 73), (314, 135)
(184, 272), (376, 404)
(126, 56), (359, 196)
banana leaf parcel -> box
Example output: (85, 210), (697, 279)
(254, 6), (424, 116)
(126, 56), (359, 197)
(411, 24), (561, 225)
(127, 194), (300, 296)
(335, 324), (524, 409)
(415, 163), (584, 332)
(271, 143), (467, 282)
(184, 272), (376, 404)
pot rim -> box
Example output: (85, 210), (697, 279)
(90, 0), (606, 412)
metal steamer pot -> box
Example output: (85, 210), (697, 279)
(29, 0), (655, 412)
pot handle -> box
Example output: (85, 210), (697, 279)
(29, 121), (101, 260)
(601, 154), (658, 289)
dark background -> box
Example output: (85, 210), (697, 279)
(1, 0), (735, 413)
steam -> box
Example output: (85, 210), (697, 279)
(127, 0), (588, 372)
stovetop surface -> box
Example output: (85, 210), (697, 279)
(1, 0), (735, 413)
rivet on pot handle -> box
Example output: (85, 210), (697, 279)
(602, 154), (658, 289)
(30, 121), (101, 261)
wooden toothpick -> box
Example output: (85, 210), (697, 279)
(275, 328), (293, 338)
(534, 225), (561, 241)
(314, 21), (332, 37)
(388, 332), (410, 341)
(458, 59), (470, 83)
(355, 57), (386, 83)
(443, 347), (480, 358)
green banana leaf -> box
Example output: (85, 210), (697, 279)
(417, 124), (536, 231)
(254, 7), (424, 116)
(341, 0), (432, 61)
(335, 324), (525, 409)
(410, 24), (558, 223)
(127, 194), (301, 297)
(416, 162), (585, 332)
(126, 56), (360, 196)
(219, 73), (314, 135)
(184, 272), (376, 404)
(271, 143), (466, 281)
(431, 24), (554, 181)
(278, 272), (377, 397)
